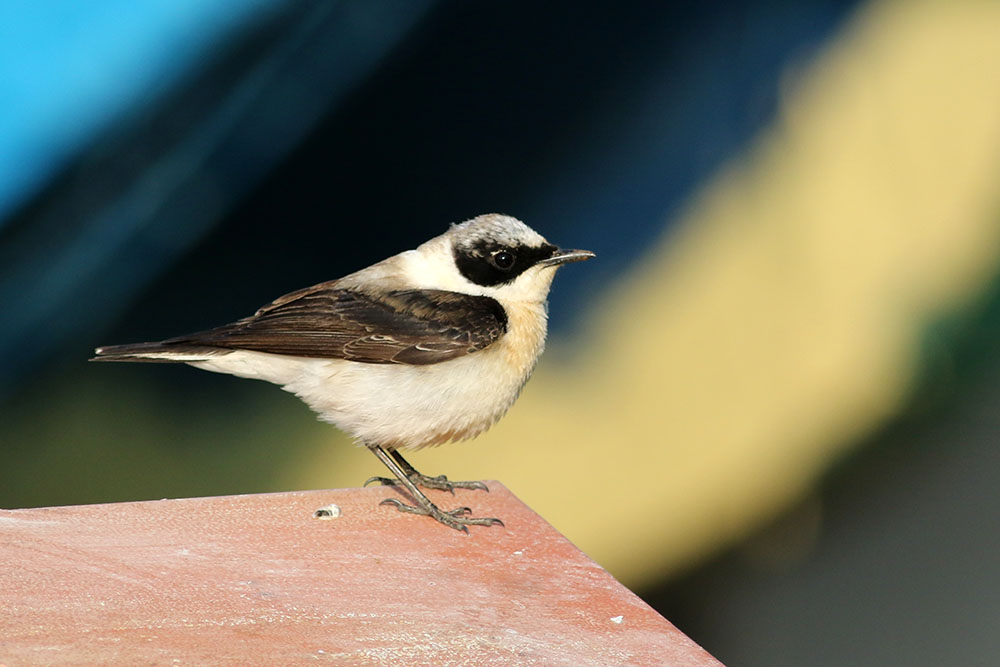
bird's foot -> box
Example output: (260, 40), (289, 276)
(379, 498), (504, 533)
(365, 473), (489, 494)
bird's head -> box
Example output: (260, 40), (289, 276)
(417, 214), (593, 304)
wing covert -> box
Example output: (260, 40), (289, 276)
(165, 287), (508, 365)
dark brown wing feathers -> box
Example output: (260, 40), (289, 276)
(164, 287), (508, 365)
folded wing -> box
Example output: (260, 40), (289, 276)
(93, 287), (508, 366)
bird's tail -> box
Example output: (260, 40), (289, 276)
(90, 341), (224, 363)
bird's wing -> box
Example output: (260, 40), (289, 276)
(164, 286), (509, 365)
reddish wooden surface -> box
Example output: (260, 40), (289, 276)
(0, 484), (721, 666)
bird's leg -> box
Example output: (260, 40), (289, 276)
(363, 448), (489, 493)
(367, 445), (502, 533)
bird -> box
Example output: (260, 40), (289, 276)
(91, 213), (594, 532)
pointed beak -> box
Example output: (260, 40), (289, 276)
(539, 248), (596, 267)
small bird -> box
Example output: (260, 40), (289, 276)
(92, 214), (594, 531)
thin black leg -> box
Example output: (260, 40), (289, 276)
(367, 445), (502, 533)
(363, 449), (489, 493)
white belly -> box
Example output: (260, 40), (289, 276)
(188, 301), (547, 449)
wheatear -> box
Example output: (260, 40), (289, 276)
(92, 214), (594, 531)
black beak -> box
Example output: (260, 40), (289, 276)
(539, 248), (596, 267)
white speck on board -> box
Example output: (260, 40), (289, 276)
(313, 504), (341, 519)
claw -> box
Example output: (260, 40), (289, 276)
(365, 472), (488, 494)
(379, 498), (503, 532)
(365, 446), (502, 532)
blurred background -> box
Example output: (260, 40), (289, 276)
(3, 0), (1000, 663)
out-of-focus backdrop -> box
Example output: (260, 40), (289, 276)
(3, 1), (1000, 663)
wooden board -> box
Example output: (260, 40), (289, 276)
(0, 483), (721, 665)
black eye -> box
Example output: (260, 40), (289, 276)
(491, 250), (515, 270)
